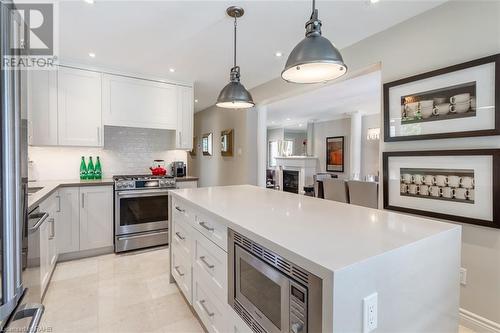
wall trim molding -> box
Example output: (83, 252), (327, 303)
(460, 308), (500, 333)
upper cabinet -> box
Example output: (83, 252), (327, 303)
(27, 70), (58, 146)
(27, 65), (193, 148)
(57, 67), (103, 147)
(102, 74), (177, 130)
(176, 85), (194, 150)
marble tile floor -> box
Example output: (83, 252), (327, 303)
(41, 247), (475, 333)
(40, 247), (204, 333)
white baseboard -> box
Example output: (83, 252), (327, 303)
(460, 308), (500, 333)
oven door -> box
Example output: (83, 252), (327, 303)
(235, 245), (290, 333)
(115, 189), (169, 236)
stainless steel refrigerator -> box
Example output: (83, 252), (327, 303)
(1, 1), (44, 331)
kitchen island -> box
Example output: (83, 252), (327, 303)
(169, 185), (461, 333)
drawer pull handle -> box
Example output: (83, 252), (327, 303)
(200, 300), (214, 317)
(199, 221), (214, 232)
(175, 206), (185, 213)
(175, 232), (185, 240)
(174, 265), (185, 277)
(200, 256), (215, 269)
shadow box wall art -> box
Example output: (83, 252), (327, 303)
(383, 149), (500, 229)
(221, 129), (234, 157)
(384, 54), (500, 141)
(202, 133), (213, 156)
(326, 136), (344, 172)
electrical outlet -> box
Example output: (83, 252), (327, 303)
(460, 267), (467, 285)
(363, 293), (378, 333)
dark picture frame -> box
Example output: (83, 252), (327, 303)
(383, 54), (500, 142)
(326, 136), (344, 172)
(383, 149), (500, 229)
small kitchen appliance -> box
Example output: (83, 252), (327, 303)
(113, 174), (176, 252)
(171, 161), (186, 177)
(150, 159), (167, 176)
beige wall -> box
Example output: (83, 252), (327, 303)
(188, 105), (257, 187)
(338, 0), (500, 325)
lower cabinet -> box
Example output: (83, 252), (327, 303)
(79, 186), (113, 250)
(39, 192), (58, 298)
(171, 196), (232, 333)
(56, 187), (80, 254)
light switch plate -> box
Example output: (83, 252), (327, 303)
(460, 267), (467, 285)
(363, 293), (378, 333)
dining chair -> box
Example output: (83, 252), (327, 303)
(322, 178), (349, 203)
(347, 180), (379, 209)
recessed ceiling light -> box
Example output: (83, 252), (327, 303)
(286, 118), (291, 121)
(370, 0), (380, 3)
(169, 68), (175, 73)
(88, 52), (96, 58)
(194, 99), (198, 103)
(271, 121), (275, 124)
(275, 51), (283, 57)
(298, 123), (303, 127)
(84, 0), (94, 4)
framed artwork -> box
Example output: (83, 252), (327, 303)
(202, 133), (213, 156)
(189, 137), (197, 157)
(326, 136), (344, 172)
(384, 54), (500, 141)
(221, 129), (234, 157)
(383, 149), (500, 229)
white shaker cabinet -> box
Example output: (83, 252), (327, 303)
(57, 67), (103, 147)
(56, 187), (80, 254)
(79, 186), (113, 251)
(176, 85), (194, 150)
(27, 70), (58, 146)
(102, 74), (177, 130)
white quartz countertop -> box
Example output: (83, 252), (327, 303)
(170, 185), (460, 273)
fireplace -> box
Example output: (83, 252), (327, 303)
(283, 170), (299, 194)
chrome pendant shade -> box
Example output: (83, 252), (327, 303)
(216, 6), (254, 109)
(282, 1), (347, 84)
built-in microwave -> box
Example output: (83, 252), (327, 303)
(228, 229), (323, 333)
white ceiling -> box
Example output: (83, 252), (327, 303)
(266, 70), (381, 129)
(58, 0), (446, 112)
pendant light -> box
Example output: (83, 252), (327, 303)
(282, 0), (347, 84)
(216, 6), (255, 109)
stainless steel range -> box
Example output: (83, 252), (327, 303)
(113, 175), (176, 252)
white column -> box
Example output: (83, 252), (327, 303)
(256, 105), (268, 187)
(349, 111), (362, 179)
(306, 121), (314, 157)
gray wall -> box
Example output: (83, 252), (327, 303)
(338, 0), (500, 325)
(188, 106), (257, 187)
(312, 114), (379, 180)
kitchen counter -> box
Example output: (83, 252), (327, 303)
(174, 176), (199, 182)
(28, 179), (114, 211)
(170, 184), (461, 332)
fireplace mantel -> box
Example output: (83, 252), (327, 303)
(275, 156), (318, 194)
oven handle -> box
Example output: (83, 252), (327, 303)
(117, 189), (170, 197)
(117, 230), (168, 241)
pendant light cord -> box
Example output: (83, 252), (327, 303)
(233, 16), (237, 68)
(312, 0), (315, 16)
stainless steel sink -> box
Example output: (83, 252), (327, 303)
(27, 187), (43, 195)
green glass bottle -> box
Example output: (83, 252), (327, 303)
(87, 156), (95, 180)
(79, 156), (87, 180)
(94, 156), (102, 180)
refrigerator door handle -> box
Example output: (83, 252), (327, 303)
(9, 303), (45, 333)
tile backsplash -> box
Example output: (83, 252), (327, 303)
(28, 126), (187, 181)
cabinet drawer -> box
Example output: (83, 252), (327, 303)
(172, 217), (192, 258)
(172, 249), (192, 305)
(193, 230), (227, 303)
(228, 306), (253, 333)
(194, 212), (227, 252)
(193, 274), (226, 333)
(172, 197), (195, 226)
